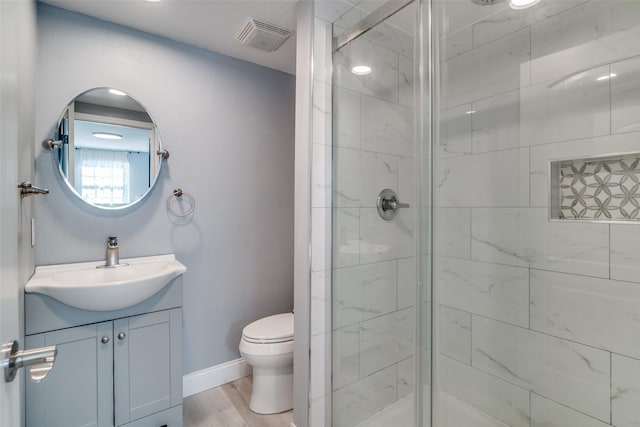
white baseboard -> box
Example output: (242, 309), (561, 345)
(183, 357), (252, 398)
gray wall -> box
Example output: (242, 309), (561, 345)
(35, 4), (295, 374)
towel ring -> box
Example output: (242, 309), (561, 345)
(167, 188), (195, 217)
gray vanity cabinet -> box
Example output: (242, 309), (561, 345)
(26, 308), (182, 427)
(114, 309), (182, 426)
(25, 322), (114, 427)
(25, 278), (184, 427)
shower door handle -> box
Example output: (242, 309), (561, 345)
(377, 189), (410, 221)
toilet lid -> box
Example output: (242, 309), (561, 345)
(242, 312), (294, 344)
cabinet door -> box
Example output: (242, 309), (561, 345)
(25, 322), (113, 427)
(114, 309), (182, 426)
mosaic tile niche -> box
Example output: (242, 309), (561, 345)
(551, 154), (640, 221)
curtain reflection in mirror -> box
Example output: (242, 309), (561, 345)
(75, 149), (130, 206)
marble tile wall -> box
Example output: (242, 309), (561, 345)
(437, 1), (640, 426)
(311, 1), (416, 426)
(318, 1), (418, 426)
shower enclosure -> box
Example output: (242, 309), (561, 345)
(309, 0), (640, 426)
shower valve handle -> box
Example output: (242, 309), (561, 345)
(383, 199), (410, 210)
(377, 189), (409, 221)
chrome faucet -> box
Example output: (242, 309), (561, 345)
(99, 236), (128, 268)
(106, 236), (120, 267)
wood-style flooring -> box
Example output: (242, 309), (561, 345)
(183, 376), (293, 427)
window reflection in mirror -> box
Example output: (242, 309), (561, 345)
(55, 88), (162, 209)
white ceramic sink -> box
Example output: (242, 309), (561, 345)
(25, 254), (186, 311)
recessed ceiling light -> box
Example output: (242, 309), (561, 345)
(145, 0), (162, 2)
(108, 89), (127, 96)
(465, 110), (476, 115)
(596, 73), (617, 81)
(509, 0), (540, 10)
(93, 132), (122, 140)
(351, 65), (372, 76)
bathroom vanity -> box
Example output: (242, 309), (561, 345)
(26, 88), (186, 426)
(24, 265), (184, 427)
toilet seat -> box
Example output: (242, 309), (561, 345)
(242, 313), (293, 344)
(242, 335), (293, 344)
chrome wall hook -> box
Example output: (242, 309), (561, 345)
(18, 182), (49, 198)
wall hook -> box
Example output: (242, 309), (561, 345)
(18, 182), (49, 198)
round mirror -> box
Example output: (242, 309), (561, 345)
(50, 88), (165, 210)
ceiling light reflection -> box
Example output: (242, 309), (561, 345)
(596, 73), (617, 81)
(93, 132), (123, 140)
(509, 0), (541, 10)
(351, 65), (372, 76)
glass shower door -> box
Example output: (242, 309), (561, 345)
(330, 1), (430, 426)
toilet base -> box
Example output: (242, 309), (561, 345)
(249, 365), (293, 414)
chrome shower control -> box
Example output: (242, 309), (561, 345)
(376, 189), (410, 221)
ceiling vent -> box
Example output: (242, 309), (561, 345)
(236, 19), (294, 52)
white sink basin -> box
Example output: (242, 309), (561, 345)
(25, 254), (186, 311)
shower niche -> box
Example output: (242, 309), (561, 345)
(550, 152), (640, 221)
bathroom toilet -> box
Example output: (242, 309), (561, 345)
(239, 312), (294, 414)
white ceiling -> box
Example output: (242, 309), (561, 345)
(39, 0), (517, 75)
(40, 0), (298, 75)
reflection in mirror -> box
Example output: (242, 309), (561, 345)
(54, 88), (163, 209)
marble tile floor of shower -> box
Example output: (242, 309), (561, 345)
(355, 394), (415, 427)
(183, 376), (293, 427)
(354, 391), (509, 427)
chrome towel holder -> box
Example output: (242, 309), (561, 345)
(167, 188), (195, 217)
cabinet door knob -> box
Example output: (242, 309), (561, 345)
(101, 336), (110, 344)
(117, 332), (126, 340)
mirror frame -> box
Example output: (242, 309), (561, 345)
(50, 88), (166, 211)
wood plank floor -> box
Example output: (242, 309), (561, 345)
(183, 376), (293, 427)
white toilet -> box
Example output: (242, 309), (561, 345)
(239, 312), (294, 414)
